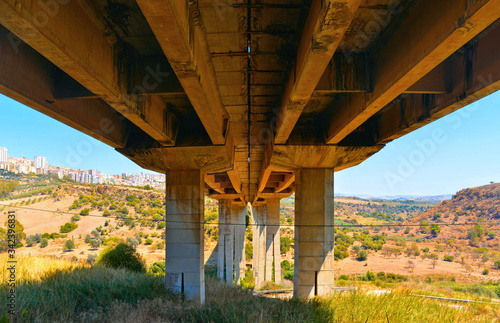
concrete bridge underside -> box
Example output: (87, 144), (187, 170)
(1, 0), (500, 302)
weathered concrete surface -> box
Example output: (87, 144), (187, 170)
(164, 170), (205, 303)
(265, 199), (281, 283)
(251, 204), (267, 286)
(233, 204), (247, 284)
(294, 169), (335, 298)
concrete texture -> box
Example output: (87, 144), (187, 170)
(266, 199), (281, 283)
(251, 204), (267, 286)
(164, 170), (205, 303)
(293, 169), (335, 298)
(233, 204), (247, 284)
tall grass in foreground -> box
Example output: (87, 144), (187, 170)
(1, 255), (500, 322)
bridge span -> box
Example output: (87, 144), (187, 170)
(0, 0), (500, 302)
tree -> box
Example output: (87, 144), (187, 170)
(103, 210), (110, 217)
(80, 208), (90, 216)
(90, 238), (102, 249)
(40, 238), (48, 248)
(71, 214), (81, 222)
(357, 250), (368, 261)
(63, 239), (76, 251)
(430, 224), (441, 237)
(420, 221), (429, 233)
(4, 219), (26, 248)
(407, 260), (415, 273)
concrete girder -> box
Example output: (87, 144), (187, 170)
(136, 0), (228, 145)
(0, 0), (177, 146)
(326, 0), (500, 144)
(377, 21), (500, 143)
(0, 24), (130, 148)
(274, 0), (363, 144)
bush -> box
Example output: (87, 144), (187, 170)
(71, 214), (81, 222)
(483, 269), (490, 275)
(281, 260), (291, 271)
(87, 253), (97, 264)
(80, 209), (90, 216)
(60, 222), (78, 233)
(147, 261), (165, 276)
(443, 255), (455, 262)
(366, 271), (376, 281)
(280, 237), (292, 254)
(63, 239), (75, 251)
(495, 260), (500, 269)
(357, 250), (368, 261)
(245, 243), (253, 260)
(339, 274), (349, 280)
(145, 238), (153, 245)
(40, 238), (48, 248)
(103, 210), (111, 217)
(91, 238), (102, 249)
(96, 243), (146, 273)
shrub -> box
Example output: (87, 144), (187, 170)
(145, 238), (153, 245)
(443, 255), (455, 262)
(147, 261), (165, 276)
(339, 274), (349, 280)
(96, 243), (146, 273)
(280, 237), (292, 254)
(482, 269), (489, 275)
(60, 222), (78, 233)
(103, 210), (110, 217)
(281, 260), (291, 271)
(87, 253), (97, 264)
(91, 238), (102, 249)
(357, 250), (368, 261)
(71, 214), (81, 222)
(80, 209), (90, 216)
(494, 260), (500, 269)
(40, 238), (48, 248)
(63, 239), (75, 251)
(245, 243), (253, 260)
(366, 271), (376, 281)
(377, 272), (387, 280)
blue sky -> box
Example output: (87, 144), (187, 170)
(1, 91), (500, 196)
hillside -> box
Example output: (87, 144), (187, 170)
(411, 183), (500, 244)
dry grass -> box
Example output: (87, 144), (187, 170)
(1, 256), (500, 322)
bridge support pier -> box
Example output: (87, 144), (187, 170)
(165, 170), (205, 303)
(217, 199), (234, 283)
(251, 203), (266, 286)
(265, 199), (281, 283)
(233, 203), (247, 284)
(294, 168), (335, 298)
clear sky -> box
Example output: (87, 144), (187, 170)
(1, 91), (500, 197)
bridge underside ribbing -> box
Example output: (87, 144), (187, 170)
(1, 0), (500, 302)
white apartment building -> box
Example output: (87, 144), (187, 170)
(0, 147), (8, 163)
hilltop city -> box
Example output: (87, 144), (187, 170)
(0, 146), (165, 190)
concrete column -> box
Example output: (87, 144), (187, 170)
(294, 169), (334, 298)
(233, 203), (247, 284)
(251, 203), (266, 286)
(225, 208), (234, 284)
(165, 170), (205, 303)
(217, 199), (232, 282)
(266, 199), (281, 283)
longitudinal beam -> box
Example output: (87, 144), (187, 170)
(274, 0), (362, 144)
(377, 21), (500, 143)
(0, 0), (176, 146)
(326, 0), (500, 144)
(0, 24), (128, 148)
(136, 0), (228, 145)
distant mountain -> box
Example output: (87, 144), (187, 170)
(334, 193), (451, 203)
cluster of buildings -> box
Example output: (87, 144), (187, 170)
(0, 147), (166, 190)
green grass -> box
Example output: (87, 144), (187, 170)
(1, 256), (499, 322)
